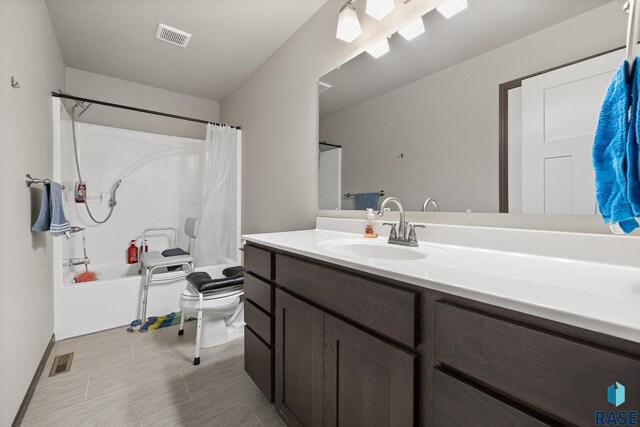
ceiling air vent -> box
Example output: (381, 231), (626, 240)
(318, 81), (332, 94)
(155, 23), (191, 48)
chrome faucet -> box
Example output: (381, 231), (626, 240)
(377, 197), (424, 246)
(378, 197), (406, 239)
(64, 257), (91, 267)
(422, 198), (439, 212)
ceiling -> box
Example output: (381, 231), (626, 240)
(320, 0), (615, 118)
(45, 0), (329, 102)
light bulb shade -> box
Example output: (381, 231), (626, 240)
(436, 0), (468, 19)
(336, 4), (362, 43)
(398, 17), (425, 41)
(365, 0), (395, 20)
(366, 38), (390, 58)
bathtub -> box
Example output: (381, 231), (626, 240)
(54, 262), (237, 340)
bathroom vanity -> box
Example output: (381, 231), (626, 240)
(242, 221), (640, 427)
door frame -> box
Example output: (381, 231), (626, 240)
(498, 45), (624, 213)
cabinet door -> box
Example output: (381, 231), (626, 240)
(275, 289), (324, 427)
(324, 315), (415, 427)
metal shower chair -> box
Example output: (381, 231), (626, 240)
(139, 218), (199, 323)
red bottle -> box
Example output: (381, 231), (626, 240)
(127, 240), (139, 264)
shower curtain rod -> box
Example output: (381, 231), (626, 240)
(319, 141), (342, 148)
(51, 92), (241, 130)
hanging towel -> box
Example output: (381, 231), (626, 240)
(354, 192), (379, 210)
(593, 60), (638, 233)
(629, 58), (640, 215)
(32, 182), (71, 237)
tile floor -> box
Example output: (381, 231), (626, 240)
(22, 324), (285, 427)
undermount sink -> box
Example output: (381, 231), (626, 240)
(319, 240), (433, 261)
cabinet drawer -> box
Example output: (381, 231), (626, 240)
(244, 244), (274, 280)
(435, 302), (640, 426)
(245, 299), (272, 344)
(433, 369), (548, 427)
(276, 254), (417, 347)
(245, 326), (274, 402)
(245, 273), (273, 313)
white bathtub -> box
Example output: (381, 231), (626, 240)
(55, 262), (237, 340)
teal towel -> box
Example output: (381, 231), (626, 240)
(593, 60), (638, 233)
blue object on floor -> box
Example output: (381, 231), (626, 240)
(354, 192), (379, 210)
(593, 60), (638, 233)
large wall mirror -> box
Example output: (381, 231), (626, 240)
(318, 0), (621, 214)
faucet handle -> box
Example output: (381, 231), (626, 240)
(408, 224), (425, 244)
(382, 222), (397, 240)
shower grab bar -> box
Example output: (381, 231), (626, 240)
(141, 227), (179, 249)
(25, 174), (65, 189)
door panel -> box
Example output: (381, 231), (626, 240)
(275, 289), (324, 427)
(324, 315), (415, 427)
(521, 48), (623, 215)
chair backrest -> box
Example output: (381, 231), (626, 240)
(185, 218), (199, 254)
(185, 218), (199, 239)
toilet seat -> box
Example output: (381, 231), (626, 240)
(179, 286), (243, 310)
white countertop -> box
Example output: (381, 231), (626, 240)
(243, 227), (640, 344)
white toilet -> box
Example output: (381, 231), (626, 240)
(179, 285), (244, 363)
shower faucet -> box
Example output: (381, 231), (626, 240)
(64, 257), (91, 267)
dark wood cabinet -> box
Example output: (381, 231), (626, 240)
(433, 369), (549, 427)
(275, 289), (324, 427)
(435, 302), (640, 426)
(276, 254), (418, 347)
(324, 314), (416, 427)
(244, 327), (274, 402)
(273, 288), (415, 427)
(243, 243), (640, 427)
(244, 244), (275, 280)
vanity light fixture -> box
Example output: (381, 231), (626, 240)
(366, 38), (390, 58)
(436, 0), (468, 19)
(336, 3), (362, 43)
(398, 17), (425, 41)
(365, 0), (395, 20)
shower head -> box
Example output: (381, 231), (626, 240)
(108, 179), (123, 209)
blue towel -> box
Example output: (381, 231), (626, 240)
(629, 58), (640, 215)
(354, 192), (378, 210)
(32, 182), (70, 237)
(593, 60), (638, 233)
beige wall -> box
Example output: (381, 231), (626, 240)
(0, 0), (66, 424)
(66, 67), (220, 139)
(223, 0), (627, 232)
(222, 0), (444, 234)
(320, 2), (626, 214)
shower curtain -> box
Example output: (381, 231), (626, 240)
(194, 124), (237, 266)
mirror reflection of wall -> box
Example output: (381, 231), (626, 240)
(318, 0), (622, 213)
(319, 142), (342, 210)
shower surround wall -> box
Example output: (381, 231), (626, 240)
(52, 99), (241, 339)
